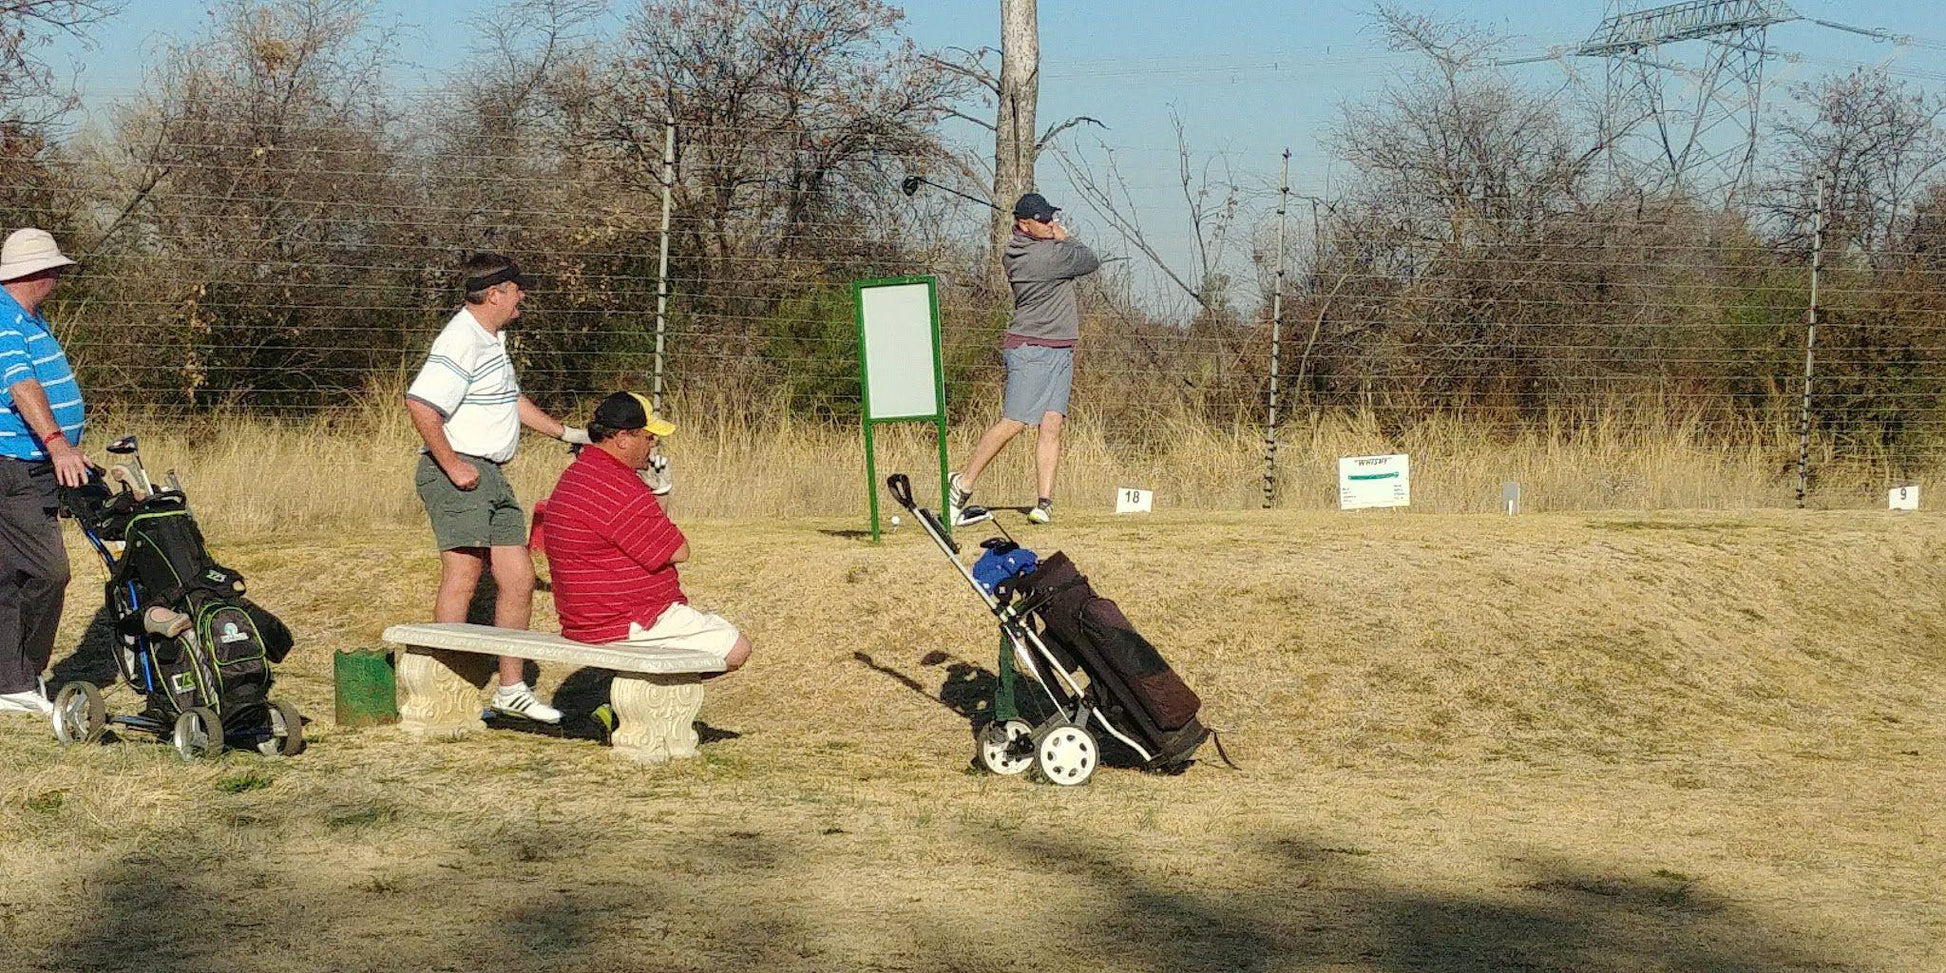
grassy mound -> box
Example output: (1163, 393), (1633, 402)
(0, 510), (1938, 972)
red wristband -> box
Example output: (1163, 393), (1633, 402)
(39, 430), (66, 448)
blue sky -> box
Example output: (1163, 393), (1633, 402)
(46, 1), (1946, 301)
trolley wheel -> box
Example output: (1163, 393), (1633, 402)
(976, 719), (1035, 776)
(51, 681), (106, 746)
(171, 707), (223, 761)
(257, 700), (306, 757)
(1032, 724), (1099, 786)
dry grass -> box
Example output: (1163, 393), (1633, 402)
(0, 508), (1940, 972)
(78, 397), (1929, 536)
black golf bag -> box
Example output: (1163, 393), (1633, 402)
(63, 477), (293, 726)
(1006, 552), (1210, 766)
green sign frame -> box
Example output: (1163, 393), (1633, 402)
(855, 275), (949, 543)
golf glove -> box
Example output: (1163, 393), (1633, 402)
(642, 450), (673, 496)
(561, 426), (592, 446)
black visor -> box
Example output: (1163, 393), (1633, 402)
(464, 265), (527, 293)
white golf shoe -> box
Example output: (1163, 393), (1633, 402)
(0, 688), (53, 718)
(489, 683), (563, 724)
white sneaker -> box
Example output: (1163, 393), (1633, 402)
(947, 473), (974, 526)
(0, 689), (53, 718)
(490, 684), (562, 724)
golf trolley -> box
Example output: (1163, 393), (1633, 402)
(50, 435), (305, 761)
(886, 474), (1210, 786)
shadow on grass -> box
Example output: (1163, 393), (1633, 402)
(970, 833), (1830, 973)
(32, 813), (1841, 973)
(852, 648), (1156, 770)
(49, 604), (121, 690)
(852, 648), (1040, 727)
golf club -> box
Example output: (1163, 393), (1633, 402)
(900, 176), (1127, 264)
(900, 175), (1006, 213)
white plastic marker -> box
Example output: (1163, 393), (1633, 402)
(1115, 488), (1153, 514)
(1502, 481), (1520, 516)
(1889, 485), (1919, 511)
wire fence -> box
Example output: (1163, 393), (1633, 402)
(9, 93), (1944, 511)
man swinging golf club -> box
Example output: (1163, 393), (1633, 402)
(949, 192), (1100, 527)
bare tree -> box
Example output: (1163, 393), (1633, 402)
(1053, 111), (1239, 314)
(88, 0), (404, 407)
(1771, 68), (1946, 262)
(0, 0), (121, 228)
(924, 30), (1099, 285)
(991, 0), (1037, 275)
(0, 0), (120, 127)
(561, 0), (966, 304)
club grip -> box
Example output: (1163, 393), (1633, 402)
(885, 473), (915, 511)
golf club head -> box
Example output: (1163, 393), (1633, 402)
(954, 506), (995, 528)
(107, 435), (138, 455)
(900, 175), (922, 197)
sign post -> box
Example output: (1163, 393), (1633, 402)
(856, 276), (949, 542)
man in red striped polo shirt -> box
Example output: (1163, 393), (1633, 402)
(541, 392), (751, 672)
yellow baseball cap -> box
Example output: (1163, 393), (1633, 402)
(592, 391), (675, 436)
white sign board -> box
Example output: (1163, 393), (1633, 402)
(858, 281), (938, 420)
(1339, 454), (1411, 510)
(1890, 485), (1920, 510)
(1115, 487), (1153, 514)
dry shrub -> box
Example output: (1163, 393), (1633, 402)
(84, 391), (1927, 536)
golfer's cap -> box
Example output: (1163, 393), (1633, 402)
(592, 391), (676, 436)
(462, 254), (527, 293)
(1013, 192), (1060, 221)
(0, 229), (76, 282)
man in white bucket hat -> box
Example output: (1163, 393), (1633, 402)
(0, 228), (86, 717)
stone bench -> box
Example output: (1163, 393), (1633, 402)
(381, 622), (726, 764)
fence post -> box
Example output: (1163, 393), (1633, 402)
(1796, 172), (1824, 509)
(652, 119), (677, 414)
(1264, 148), (1290, 509)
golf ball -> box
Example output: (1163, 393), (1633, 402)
(892, 516), (902, 526)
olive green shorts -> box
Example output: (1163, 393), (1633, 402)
(415, 454), (527, 551)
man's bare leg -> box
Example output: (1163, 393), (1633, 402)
(1036, 411), (1064, 501)
(702, 635), (755, 679)
(488, 544), (536, 687)
(962, 418), (1028, 489)
(434, 549), (485, 624)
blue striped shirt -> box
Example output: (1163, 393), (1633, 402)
(0, 288), (84, 460)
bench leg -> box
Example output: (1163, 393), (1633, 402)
(609, 673), (703, 764)
(396, 647), (491, 739)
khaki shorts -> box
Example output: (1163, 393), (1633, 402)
(415, 453), (527, 551)
(625, 603), (743, 663)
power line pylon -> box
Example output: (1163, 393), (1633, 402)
(1580, 0), (1800, 203)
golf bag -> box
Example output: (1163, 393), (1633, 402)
(1004, 553), (1210, 766)
(63, 476), (292, 725)
(885, 472), (1216, 783)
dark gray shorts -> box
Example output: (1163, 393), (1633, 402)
(1001, 344), (1073, 425)
(415, 454), (526, 551)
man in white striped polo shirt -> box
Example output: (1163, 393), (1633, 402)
(405, 253), (588, 724)
(0, 229), (88, 717)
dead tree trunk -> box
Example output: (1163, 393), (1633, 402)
(992, 0), (1038, 284)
